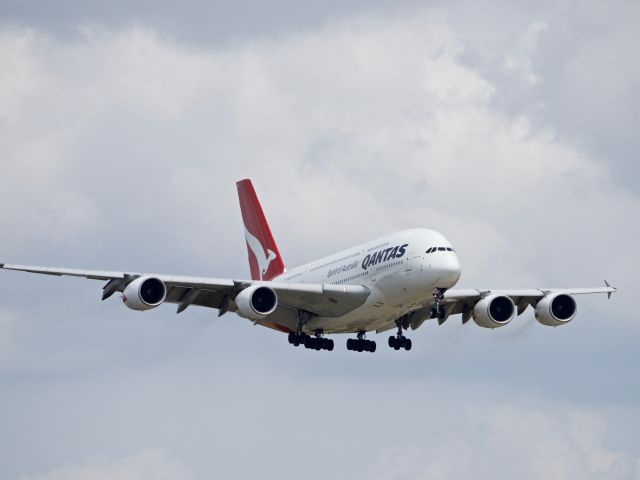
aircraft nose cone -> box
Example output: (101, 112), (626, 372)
(434, 254), (461, 288)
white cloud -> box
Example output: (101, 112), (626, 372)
(21, 449), (192, 480)
(504, 21), (548, 87)
(0, 7), (638, 480)
(368, 407), (639, 480)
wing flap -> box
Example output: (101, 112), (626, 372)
(268, 282), (371, 317)
(0, 263), (370, 318)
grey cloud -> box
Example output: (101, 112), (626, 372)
(442, 0), (640, 193)
(0, 0), (435, 45)
(22, 449), (193, 480)
(0, 4), (638, 479)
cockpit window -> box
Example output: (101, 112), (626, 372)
(428, 246), (456, 253)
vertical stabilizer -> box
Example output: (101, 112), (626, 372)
(236, 179), (286, 281)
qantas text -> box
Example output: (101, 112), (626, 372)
(361, 244), (408, 270)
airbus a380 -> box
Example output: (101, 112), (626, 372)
(1, 179), (616, 353)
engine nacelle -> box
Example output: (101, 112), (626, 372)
(123, 276), (167, 311)
(473, 294), (516, 328)
(535, 293), (577, 326)
(235, 285), (278, 321)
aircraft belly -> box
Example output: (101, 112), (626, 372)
(302, 287), (406, 334)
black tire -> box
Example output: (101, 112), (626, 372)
(388, 336), (395, 348)
(356, 341), (364, 353)
(346, 339), (353, 351)
(288, 332), (295, 344)
(369, 341), (377, 353)
(292, 338), (300, 347)
(404, 338), (412, 351)
(327, 339), (334, 351)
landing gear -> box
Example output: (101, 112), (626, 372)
(429, 288), (446, 319)
(388, 335), (412, 350)
(288, 331), (334, 351)
(346, 331), (376, 353)
(388, 322), (412, 351)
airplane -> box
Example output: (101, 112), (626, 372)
(0, 179), (616, 353)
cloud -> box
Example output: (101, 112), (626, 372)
(504, 21), (548, 87)
(21, 449), (192, 480)
(0, 5), (638, 480)
(368, 407), (640, 480)
(0, 310), (16, 357)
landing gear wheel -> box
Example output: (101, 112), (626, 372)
(347, 336), (376, 353)
(389, 321), (413, 351)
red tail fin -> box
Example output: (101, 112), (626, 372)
(236, 179), (286, 281)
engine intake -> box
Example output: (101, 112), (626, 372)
(535, 293), (577, 326)
(472, 294), (516, 328)
(123, 276), (167, 311)
(235, 285), (278, 320)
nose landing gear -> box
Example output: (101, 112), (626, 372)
(429, 288), (447, 320)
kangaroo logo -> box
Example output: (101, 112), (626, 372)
(244, 227), (277, 280)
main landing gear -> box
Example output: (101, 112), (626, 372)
(388, 323), (412, 351)
(288, 331), (334, 351)
(346, 331), (376, 353)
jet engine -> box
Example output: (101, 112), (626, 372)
(123, 276), (167, 311)
(235, 285), (278, 320)
(472, 294), (516, 328)
(535, 293), (577, 326)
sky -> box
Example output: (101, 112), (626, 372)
(0, 0), (639, 478)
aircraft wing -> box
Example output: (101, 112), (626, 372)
(0, 263), (370, 320)
(404, 284), (616, 330)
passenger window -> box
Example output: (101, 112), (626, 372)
(438, 247), (446, 251)
(446, 247), (452, 251)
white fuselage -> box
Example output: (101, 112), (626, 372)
(274, 228), (462, 333)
